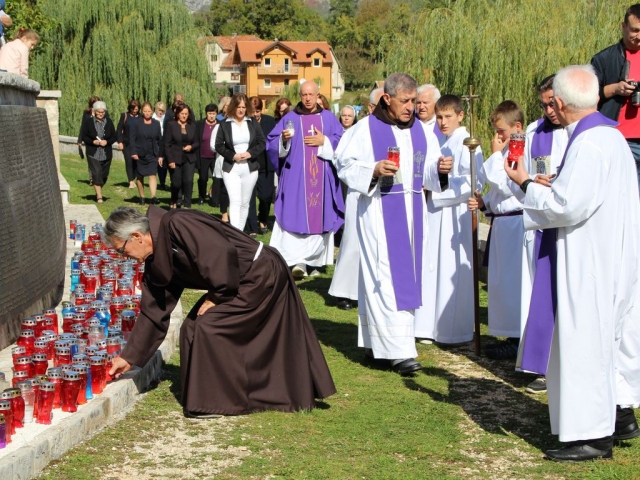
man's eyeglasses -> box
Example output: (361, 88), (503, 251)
(539, 100), (555, 110)
(116, 237), (130, 256)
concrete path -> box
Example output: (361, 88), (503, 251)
(0, 203), (183, 479)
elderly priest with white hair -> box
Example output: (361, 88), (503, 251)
(507, 64), (640, 462)
(336, 73), (452, 375)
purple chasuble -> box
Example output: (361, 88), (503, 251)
(369, 115), (427, 311)
(265, 109), (345, 235)
(434, 123), (446, 142)
(520, 112), (619, 375)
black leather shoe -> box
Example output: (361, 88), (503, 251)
(150, 196), (160, 205)
(391, 359), (423, 376)
(337, 299), (353, 310)
(138, 197), (145, 205)
(614, 407), (640, 441)
(259, 227), (269, 235)
(545, 440), (613, 462)
(198, 198), (205, 205)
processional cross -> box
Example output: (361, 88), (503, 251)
(462, 85), (482, 357)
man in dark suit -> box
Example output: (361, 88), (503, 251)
(196, 103), (219, 205)
(246, 96), (277, 235)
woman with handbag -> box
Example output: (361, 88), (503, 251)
(163, 104), (199, 209)
(130, 102), (163, 205)
(215, 94), (266, 231)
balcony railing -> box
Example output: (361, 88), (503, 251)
(257, 85), (284, 96)
(256, 65), (299, 75)
(233, 84), (247, 94)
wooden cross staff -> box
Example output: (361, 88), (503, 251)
(462, 85), (482, 356)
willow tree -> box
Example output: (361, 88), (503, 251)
(30, 0), (218, 135)
(385, 0), (626, 148)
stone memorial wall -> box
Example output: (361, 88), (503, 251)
(0, 73), (66, 350)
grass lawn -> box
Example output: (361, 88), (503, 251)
(38, 155), (640, 479)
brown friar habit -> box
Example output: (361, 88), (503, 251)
(121, 205), (336, 415)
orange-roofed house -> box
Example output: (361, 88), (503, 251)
(231, 39), (345, 102)
(200, 35), (262, 90)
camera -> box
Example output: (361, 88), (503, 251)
(629, 81), (640, 106)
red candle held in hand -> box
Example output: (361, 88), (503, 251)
(387, 146), (400, 168)
(508, 133), (526, 166)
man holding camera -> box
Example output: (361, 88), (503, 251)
(592, 3), (640, 189)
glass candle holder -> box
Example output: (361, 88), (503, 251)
(16, 381), (35, 424)
(4, 388), (24, 429)
(34, 338), (48, 357)
(96, 339), (107, 352)
(55, 346), (72, 368)
(32, 354), (49, 376)
(47, 367), (63, 409)
(11, 369), (29, 387)
(61, 371), (81, 413)
(75, 362), (93, 400)
(387, 146), (400, 168)
(88, 326), (104, 348)
(11, 346), (26, 365)
(121, 310), (136, 341)
(89, 356), (105, 395)
(33, 314), (46, 338)
(84, 269), (99, 294)
(76, 305), (92, 322)
(71, 365), (89, 405)
(74, 292), (87, 306)
(21, 317), (37, 332)
(44, 309), (59, 335)
(17, 329), (36, 356)
(0, 399), (13, 441)
(508, 133), (526, 164)
(106, 337), (121, 356)
(94, 307), (111, 335)
(13, 354), (34, 377)
(36, 382), (55, 425)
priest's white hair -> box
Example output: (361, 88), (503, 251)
(384, 73), (418, 97)
(369, 87), (383, 104)
(553, 65), (599, 111)
(103, 207), (150, 246)
(417, 84), (441, 101)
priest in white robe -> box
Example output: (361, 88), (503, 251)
(416, 83), (445, 142)
(507, 65), (640, 462)
(337, 73), (449, 376)
(414, 95), (484, 345)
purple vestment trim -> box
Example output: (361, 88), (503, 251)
(300, 115), (325, 234)
(520, 112), (619, 375)
(530, 118), (555, 159)
(369, 115), (427, 311)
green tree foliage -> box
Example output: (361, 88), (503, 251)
(29, 0), (219, 136)
(3, 0), (59, 48)
(384, 0), (625, 145)
(207, 0), (326, 40)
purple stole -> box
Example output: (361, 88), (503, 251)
(369, 116), (427, 311)
(434, 123), (446, 143)
(530, 118), (554, 159)
(519, 112), (618, 375)
(298, 114), (325, 234)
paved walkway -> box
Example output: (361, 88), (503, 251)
(0, 203), (183, 479)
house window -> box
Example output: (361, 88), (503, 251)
(211, 54), (218, 62)
(231, 73), (240, 81)
(264, 58), (271, 67)
(313, 58), (321, 67)
(264, 79), (272, 88)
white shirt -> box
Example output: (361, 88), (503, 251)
(227, 117), (250, 154)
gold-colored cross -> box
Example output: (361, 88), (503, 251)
(462, 85), (480, 138)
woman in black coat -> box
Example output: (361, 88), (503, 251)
(116, 99), (141, 189)
(130, 102), (163, 206)
(163, 104), (200, 209)
(215, 93), (266, 231)
(81, 101), (117, 203)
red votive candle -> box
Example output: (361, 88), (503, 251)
(61, 371), (81, 413)
(36, 382), (55, 425)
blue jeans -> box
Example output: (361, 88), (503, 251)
(628, 140), (640, 195)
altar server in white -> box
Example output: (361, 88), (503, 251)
(337, 73), (450, 376)
(507, 64), (640, 462)
(415, 95), (484, 345)
(469, 101), (527, 360)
